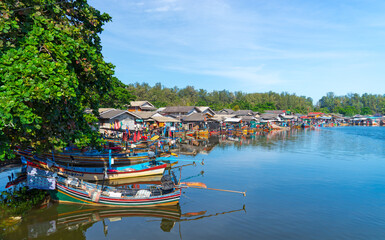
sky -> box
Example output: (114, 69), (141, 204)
(89, 0), (385, 103)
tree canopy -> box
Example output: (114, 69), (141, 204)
(317, 92), (385, 116)
(126, 82), (314, 113)
(0, 0), (116, 159)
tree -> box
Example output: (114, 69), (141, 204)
(360, 107), (373, 116)
(0, 0), (115, 159)
(100, 78), (136, 108)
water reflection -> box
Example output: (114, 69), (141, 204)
(2, 202), (245, 239)
(173, 129), (309, 155)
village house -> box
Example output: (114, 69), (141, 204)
(98, 109), (141, 133)
(130, 111), (180, 128)
(160, 106), (201, 118)
(259, 113), (282, 122)
(128, 101), (157, 112)
(233, 110), (255, 117)
(196, 106), (216, 117)
(264, 110), (287, 116)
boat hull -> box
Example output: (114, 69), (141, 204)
(51, 184), (181, 207)
(27, 158), (168, 181)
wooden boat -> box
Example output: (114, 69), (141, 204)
(50, 175), (181, 207)
(26, 156), (169, 181)
(105, 174), (163, 186)
(17, 150), (170, 167)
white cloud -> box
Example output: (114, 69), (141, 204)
(90, 0), (385, 99)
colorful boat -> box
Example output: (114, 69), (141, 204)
(26, 156), (170, 181)
(50, 175), (181, 207)
(17, 150), (170, 167)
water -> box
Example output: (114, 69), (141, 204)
(2, 127), (385, 239)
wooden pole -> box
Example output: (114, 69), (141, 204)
(181, 185), (246, 196)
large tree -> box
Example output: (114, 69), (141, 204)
(0, 0), (116, 159)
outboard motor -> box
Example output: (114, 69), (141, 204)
(161, 174), (175, 194)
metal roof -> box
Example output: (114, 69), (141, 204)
(99, 109), (140, 120)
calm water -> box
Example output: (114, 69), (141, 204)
(2, 127), (385, 239)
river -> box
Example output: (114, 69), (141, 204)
(2, 127), (385, 239)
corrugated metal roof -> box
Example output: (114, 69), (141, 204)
(212, 114), (236, 121)
(163, 106), (198, 113)
(260, 113), (279, 120)
(130, 101), (154, 107)
(234, 110), (254, 116)
(131, 111), (156, 119)
(218, 109), (235, 114)
(151, 115), (180, 123)
(99, 109), (128, 119)
(224, 117), (242, 122)
(182, 113), (205, 122)
(99, 109), (140, 119)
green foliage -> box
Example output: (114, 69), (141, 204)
(253, 102), (277, 113)
(0, 0), (115, 159)
(360, 107), (373, 115)
(99, 77), (136, 108)
(317, 92), (384, 116)
(0, 187), (47, 217)
(127, 82), (314, 113)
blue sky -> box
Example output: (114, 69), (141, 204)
(89, 0), (385, 103)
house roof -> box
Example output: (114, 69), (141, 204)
(130, 101), (154, 107)
(197, 106), (209, 112)
(260, 113), (280, 120)
(131, 111), (156, 120)
(156, 107), (166, 112)
(162, 106), (199, 114)
(196, 106), (215, 116)
(151, 115), (180, 123)
(264, 110), (286, 114)
(99, 109), (139, 120)
(234, 110), (254, 116)
(218, 109), (235, 114)
(281, 115), (297, 119)
(129, 101), (157, 111)
(224, 117), (242, 123)
(211, 114), (236, 122)
(98, 108), (114, 114)
(240, 116), (257, 122)
(182, 113), (206, 122)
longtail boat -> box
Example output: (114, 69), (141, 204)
(105, 174), (164, 186)
(26, 156), (170, 181)
(50, 175), (181, 207)
(17, 150), (170, 167)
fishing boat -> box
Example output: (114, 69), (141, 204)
(17, 149), (170, 167)
(50, 175), (181, 207)
(105, 174), (164, 186)
(26, 155), (170, 181)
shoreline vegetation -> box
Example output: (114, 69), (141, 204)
(120, 83), (385, 116)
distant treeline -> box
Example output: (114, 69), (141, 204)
(318, 92), (385, 116)
(124, 83), (314, 113)
(100, 82), (385, 116)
